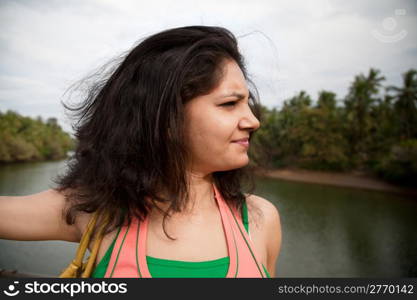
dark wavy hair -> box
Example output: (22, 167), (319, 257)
(54, 25), (263, 239)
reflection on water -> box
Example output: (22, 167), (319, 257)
(0, 160), (416, 277)
(255, 177), (417, 277)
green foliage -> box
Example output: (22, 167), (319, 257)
(1, 68), (416, 186)
(374, 139), (417, 187)
(250, 68), (417, 186)
(0, 110), (75, 162)
(387, 69), (417, 140)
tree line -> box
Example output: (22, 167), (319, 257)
(1, 68), (416, 187)
(0, 111), (74, 162)
(250, 68), (417, 187)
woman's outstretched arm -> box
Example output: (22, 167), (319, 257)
(0, 189), (81, 242)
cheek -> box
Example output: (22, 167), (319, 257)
(188, 117), (229, 153)
(202, 117), (231, 145)
(192, 122), (220, 148)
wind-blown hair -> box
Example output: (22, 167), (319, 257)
(54, 25), (263, 239)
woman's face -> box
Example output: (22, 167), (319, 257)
(183, 59), (260, 175)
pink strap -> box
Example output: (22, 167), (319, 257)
(104, 183), (267, 277)
(136, 216), (151, 277)
(213, 183), (267, 278)
(104, 219), (140, 278)
(213, 185), (238, 277)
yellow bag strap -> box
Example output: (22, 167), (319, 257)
(60, 210), (109, 278)
(75, 212), (99, 262)
(81, 211), (110, 277)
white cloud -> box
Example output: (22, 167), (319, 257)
(0, 0), (416, 133)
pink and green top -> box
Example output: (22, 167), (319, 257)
(92, 183), (270, 278)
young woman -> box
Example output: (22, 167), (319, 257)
(0, 26), (281, 278)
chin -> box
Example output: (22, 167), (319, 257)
(222, 157), (250, 171)
(236, 154), (250, 166)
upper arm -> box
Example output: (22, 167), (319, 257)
(246, 194), (282, 277)
(0, 189), (81, 242)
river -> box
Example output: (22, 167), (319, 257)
(0, 160), (416, 277)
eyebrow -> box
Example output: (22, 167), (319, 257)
(220, 91), (250, 100)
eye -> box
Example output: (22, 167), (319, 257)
(221, 101), (237, 107)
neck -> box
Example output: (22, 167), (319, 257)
(153, 171), (216, 216)
(184, 170), (215, 213)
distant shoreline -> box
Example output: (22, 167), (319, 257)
(255, 167), (417, 197)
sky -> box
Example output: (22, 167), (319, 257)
(0, 0), (416, 134)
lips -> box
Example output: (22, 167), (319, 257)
(232, 137), (249, 143)
(232, 137), (250, 148)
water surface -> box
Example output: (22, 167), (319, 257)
(0, 160), (416, 277)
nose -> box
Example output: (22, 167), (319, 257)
(238, 104), (261, 132)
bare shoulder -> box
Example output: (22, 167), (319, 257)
(53, 188), (95, 242)
(245, 194), (282, 277)
(244, 194), (281, 232)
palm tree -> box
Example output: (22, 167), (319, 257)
(316, 90), (336, 111)
(284, 90), (312, 111)
(387, 69), (417, 140)
(344, 68), (385, 164)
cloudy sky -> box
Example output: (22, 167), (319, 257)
(0, 0), (416, 134)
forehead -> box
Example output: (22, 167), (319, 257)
(215, 60), (249, 96)
(184, 60), (250, 111)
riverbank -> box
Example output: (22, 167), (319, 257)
(255, 167), (417, 197)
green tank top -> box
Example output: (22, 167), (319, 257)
(91, 200), (271, 278)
